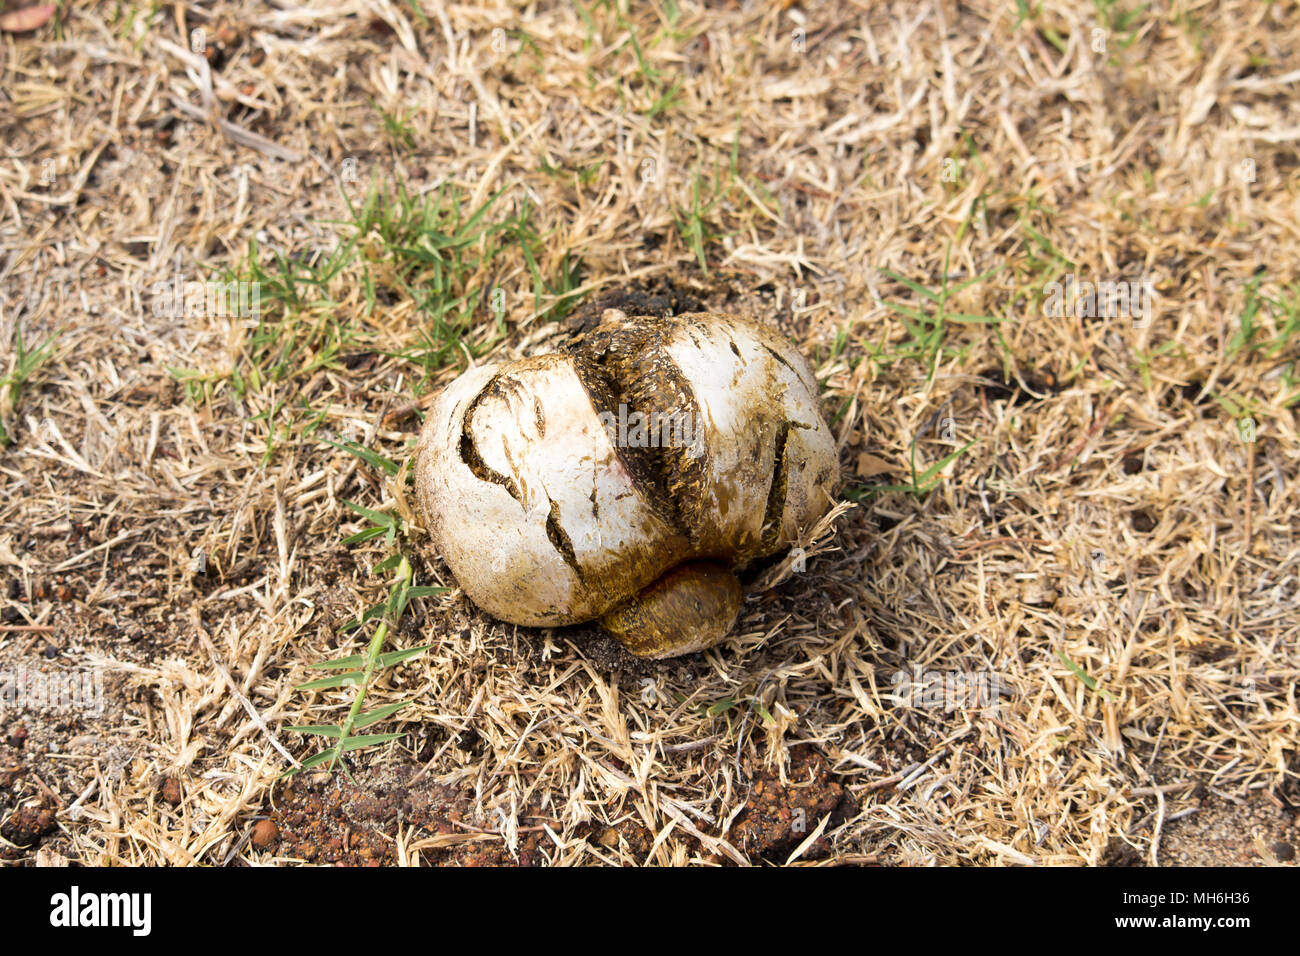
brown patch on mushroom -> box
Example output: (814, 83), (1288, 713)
(458, 373), (523, 505)
(758, 420), (791, 554)
(544, 498), (583, 580)
(567, 313), (712, 539)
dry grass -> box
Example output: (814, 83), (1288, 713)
(1, 0), (1298, 866)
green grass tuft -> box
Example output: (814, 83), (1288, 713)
(0, 325), (59, 447)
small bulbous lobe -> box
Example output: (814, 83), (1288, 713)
(600, 561), (743, 659)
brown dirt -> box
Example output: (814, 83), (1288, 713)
(257, 744), (852, 866)
(1158, 790), (1299, 867)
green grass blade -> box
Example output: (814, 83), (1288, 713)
(284, 724), (343, 738)
(296, 671), (365, 691)
(353, 702), (408, 729)
(340, 732), (405, 751)
(376, 645), (432, 668)
(881, 269), (942, 302)
(306, 655), (365, 670)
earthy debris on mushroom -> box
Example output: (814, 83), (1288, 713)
(413, 309), (840, 658)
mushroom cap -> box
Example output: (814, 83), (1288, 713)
(413, 311), (840, 627)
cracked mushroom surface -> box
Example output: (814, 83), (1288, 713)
(413, 309), (840, 658)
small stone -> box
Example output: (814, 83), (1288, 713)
(251, 819), (279, 850)
(1272, 841), (1295, 862)
(1, 805), (56, 845)
(159, 777), (183, 805)
(7, 724), (27, 748)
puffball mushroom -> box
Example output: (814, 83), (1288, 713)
(413, 309), (839, 658)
